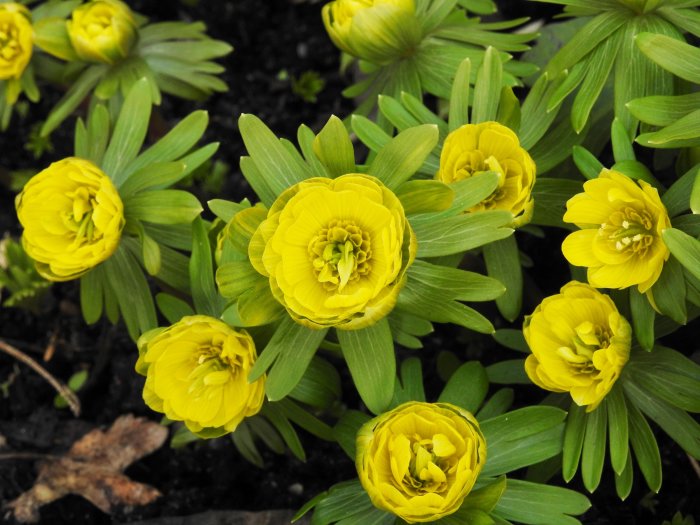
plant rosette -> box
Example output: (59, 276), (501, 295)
(212, 113), (512, 415)
(295, 358), (591, 524)
(519, 281), (700, 497)
(33, 0), (233, 135)
(321, 0), (537, 122)
(14, 79), (217, 340)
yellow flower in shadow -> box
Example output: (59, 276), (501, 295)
(0, 4), (33, 86)
(15, 157), (124, 281)
(67, 0), (137, 64)
(524, 281), (631, 411)
(249, 174), (416, 330)
(322, 0), (421, 65)
(356, 401), (487, 523)
(136, 315), (266, 436)
(436, 121), (536, 227)
(562, 169), (670, 293)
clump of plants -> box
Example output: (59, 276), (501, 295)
(1, 0), (699, 523)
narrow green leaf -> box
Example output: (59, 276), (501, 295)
(691, 171), (700, 214)
(636, 32), (700, 83)
(611, 118), (635, 162)
(80, 267), (104, 325)
(377, 94), (422, 131)
(438, 361), (488, 413)
(189, 217), (225, 317)
(636, 109), (700, 148)
(351, 114), (392, 153)
(493, 479), (591, 525)
(449, 58), (471, 132)
(662, 228), (700, 282)
(104, 79), (152, 185)
(650, 256), (687, 324)
(313, 115), (355, 178)
(156, 293), (194, 324)
(629, 288), (655, 351)
(483, 235), (522, 321)
(662, 165), (699, 217)
(625, 398), (662, 492)
(627, 92), (700, 126)
(407, 260), (505, 302)
(396, 180), (454, 215)
(334, 410), (372, 459)
(572, 145), (604, 180)
(486, 360), (530, 384)
(338, 319), (396, 414)
(562, 403), (587, 482)
(472, 47), (503, 124)
(475, 388), (514, 421)
(238, 113), (310, 199)
(118, 162), (186, 198)
(606, 386), (629, 475)
(614, 450), (634, 500)
(266, 327), (329, 402)
(124, 190), (203, 225)
(368, 124), (439, 189)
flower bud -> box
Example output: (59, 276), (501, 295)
(67, 0), (137, 64)
(524, 281), (631, 411)
(356, 401), (487, 522)
(322, 0), (421, 65)
(0, 3), (33, 81)
(15, 157), (124, 281)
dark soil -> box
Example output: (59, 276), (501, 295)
(0, 1), (698, 524)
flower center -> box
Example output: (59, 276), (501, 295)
(557, 321), (611, 373)
(63, 187), (100, 244)
(402, 434), (455, 495)
(600, 207), (655, 255)
(187, 344), (235, 395)
(0, 22), (21, 62)
(308, 220), (371, 291)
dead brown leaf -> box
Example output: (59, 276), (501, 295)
(6, 414), (168, 523)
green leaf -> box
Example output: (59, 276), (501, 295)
(481, 406), (566, 476)
(662, 228), (700, 282)
(606, 386), (629, 475)
(438, 361), (488, 413)
(461, 476), (506, 514)
(611, 118), (635, 162)
(493, 329), (529, 353)
(395, 180), (454, 215)
(208, 198), (250, 223)
(411, 210), (514, 257)
(189, 217), (225, 317)
(104, 79), (152, 185)
(476, 388), (514, 421)
(472, 47), (503, 124)
(102, 245), (157, 340)
(531, 178), (582, 229)
(238, 113), (311, 200)
(248, 317), (324, 382)
(493, 479), (591, 525)
(367, 124), (439, 190)
(306, 480), (376, 525)
(351, 114), (392, 153)
(124, 190), (203, 225)
(627, 92), (700, 127)
(155, 293), (194, 324)
(334, 410), (372, 459)
(650, 256), (687, 325)
(84, 104), (110, 165)
(118, 162), (186, 198)
(662, 165), (699, 217)
(692, 171), (700, 214)
(636, 32), (700, 83)
(624, 399), (662, 492)
(216, 261), (261, 300)
(260, 403), (306, 460)
(562, 403), (587, 482)
(637, 109), (700, 148)
(614, 449), (634, 500)
(449, 58), (471, 131)
(407, 260), (505, 302)
(581, 401), (607, 492)
(496, 86), (521, 132)
(486, 359), (530, 384)
(400, 92), (448, 137)
(289, 356), (340, 409)
(80, 268), (104, 325)
(123, 110), (209, 178)
(338, 319), (396, 415)
(624, 378), (700, 459)
(630, 289), (655, 351)
(313, 115), (355, 178)
(377, 94), (422, 131)
(483, 235), (522, 321)
(231, 421), (263, 467)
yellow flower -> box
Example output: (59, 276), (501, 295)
(561, 169), (671, 293)
(0, 4), (33, 82)
(249, 174), (416, 330)
(135, 315), (266, 435)
(356, 401), (487, 523)
(436, 122), (536, 227)
(523, 281), (631, 411)
(15, 157), (124, 282)
(322, 0), (421, 65)
(67, 0), (137, 64)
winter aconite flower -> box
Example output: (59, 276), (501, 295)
(356, 401), (487, 523)
(322, 0), (421, 65)
(0, 4), (32, 82)
(249, 174), (416, 330)
(524, 281), (631, 411)
(135, 316), (266, 436)
(561, 169), (671, 293)
(436, 122), (536, 227)
(15, 157), (124, 281)
(67, 0), (137, 64)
